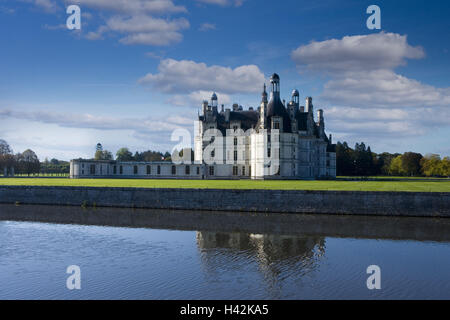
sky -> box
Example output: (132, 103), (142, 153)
(0, 0), (449, 160)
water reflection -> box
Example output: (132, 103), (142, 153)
(1, 204), (450, 299)
(196, 231), (326, 298)
(1, 204), (450, 242)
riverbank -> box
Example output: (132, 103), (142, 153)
(0, 185), (449, 217)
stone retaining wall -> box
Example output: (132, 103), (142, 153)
(0, 186), (449, 217)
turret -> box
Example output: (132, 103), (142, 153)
(211, 92), (218, 108)
(269, 73), (280, 100)
(291, 89), (299, 106)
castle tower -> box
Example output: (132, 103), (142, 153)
(259, 84), (268, 129)
(270, 73), (280, 100)
(211, 92), (218, 108)
(291, 89), (299, 106)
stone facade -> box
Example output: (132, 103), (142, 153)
(70, 160), (205, 179)
(194, 73), (336, 179)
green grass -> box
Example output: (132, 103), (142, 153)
(338, 175), (449, 180)
(0, 178), (449, 192)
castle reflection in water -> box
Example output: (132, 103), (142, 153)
(196, 231), (326, 295)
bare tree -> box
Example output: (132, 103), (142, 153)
(0, 139), (12, 155)
(16, 149), (40, 176)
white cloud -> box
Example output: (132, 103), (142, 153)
(168, 91), (231, 107)
(67, 0), (186, 14)
(0, 107), (197, 160)
(196, 0), (244, 7)
(199, 22), (216, 32)
(139, 58), (265, 94)
(0, 6), (16, 14)
(103, 15), (189, 45)
(325, 105), (450, 136)
(0, 109), (192, 135)
(291, 32), (425, 73)
(29, 0), (190, 46)
(34, 0), (58, 12)
(291, 32), (450, 141)
(322, 70), (450, 108)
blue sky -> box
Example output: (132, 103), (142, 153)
(0, 0), (449, 160)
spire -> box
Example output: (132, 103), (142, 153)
(261, 83), (268, 103)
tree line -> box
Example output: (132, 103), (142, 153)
(2, 138), (449, 177)
(0, 139), (71, 176)
(336, 141), (450, 177)
(94, 146), (174, 162)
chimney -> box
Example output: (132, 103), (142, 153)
(306, 97), (313, 113)
(317, 109), (324, 124)
(202, 100), (208, 115)
(300, 106), (305, 112)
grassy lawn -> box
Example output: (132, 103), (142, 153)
(0, 178), (449, 192)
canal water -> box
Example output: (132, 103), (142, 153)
(0, 205), (450, 299)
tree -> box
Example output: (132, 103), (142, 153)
(336, 141), (354, 176)
(401, 152), (423, 176)
(163, 151), (171, 161)
(353, 142), (373, 176)
(389, 155), (405, 176)
(0, 139), (12, 155)
(0, 139), (14, 175)
(420, 154), (441, 177)
(116, 148), (133, 161)
(377, 152), (399, 175)
(133, 150), (165, 162)
(95, 150), (113, 160)
(16, 149), (40, 176)
(441, 157), (450, 177)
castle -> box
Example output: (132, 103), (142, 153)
(70, 74), (336, 179)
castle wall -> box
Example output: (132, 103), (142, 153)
(1, 186), (449, 217)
